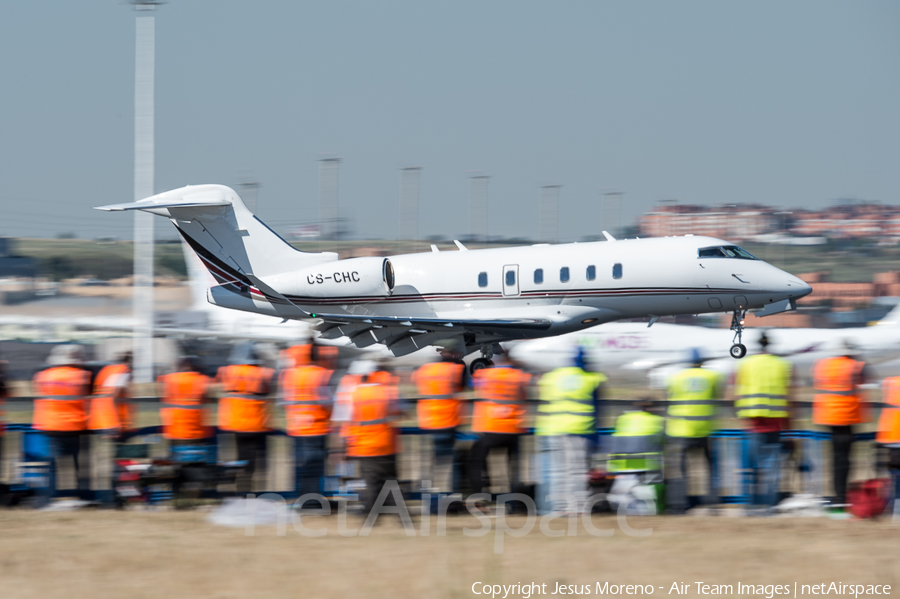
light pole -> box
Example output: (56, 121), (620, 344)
(601, 191), (623, 239)
(539, 185), (560, 243)
(131, 0), (161, 384)
(399, 167), (421, 249)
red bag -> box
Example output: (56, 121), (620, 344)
(847, 479), (890, 519)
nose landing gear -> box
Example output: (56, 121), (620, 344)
(730, 310), (747, 359)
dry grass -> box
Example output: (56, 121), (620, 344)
(0, 509), (898, 599)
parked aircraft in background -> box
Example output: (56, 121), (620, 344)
(507, 303), (900, 386)
(97, 184), (812, 370)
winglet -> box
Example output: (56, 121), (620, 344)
(602, 231), (616, 242)
(453, 240), (468, 251)
(431, 245), (440, 253)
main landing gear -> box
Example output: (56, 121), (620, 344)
(730, 310), (747, 359)
(469, 344), (495, 374)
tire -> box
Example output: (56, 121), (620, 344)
(469, 358), (494, 374)
(730, 343), (747, 359)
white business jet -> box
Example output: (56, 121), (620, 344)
(508, 303), (900, 385)
(96, 184), (811, 370)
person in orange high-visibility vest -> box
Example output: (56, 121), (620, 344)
(344, 364), (400, 516)
(280, 343), (334, 499)
(89, 351), (133, 437)
(159, 356), (213, 444)
(32, 344), (95, 503)
(877, 374), (900, 513)
(412, 351), (467, 493)
(282, 341), (313, 370)
(217, 343), (275, 493)
(469, 354), (532, 496)
(812, 341), (870, 507)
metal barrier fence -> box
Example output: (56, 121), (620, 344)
(0, 421), (885, 507)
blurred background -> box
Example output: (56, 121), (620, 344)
(1, 1), (899, 597)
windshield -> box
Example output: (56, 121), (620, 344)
(697, 245), (759, 260)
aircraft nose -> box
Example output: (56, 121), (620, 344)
(785, 276), (812, 299)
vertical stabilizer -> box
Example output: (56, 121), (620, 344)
(97, 184), (339, 283)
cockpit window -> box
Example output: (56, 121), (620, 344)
(697, 245), (759, 260)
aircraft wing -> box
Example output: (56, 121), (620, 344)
(310, 312), (553, 357)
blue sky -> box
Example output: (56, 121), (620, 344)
(1, 1), (898, 241)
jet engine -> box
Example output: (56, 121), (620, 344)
(266, 257), (395, 299)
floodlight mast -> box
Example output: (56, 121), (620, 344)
(131, 0), (162, 384)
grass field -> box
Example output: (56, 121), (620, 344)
(0, 510), (898, 599)
(16, 238), (188, 280)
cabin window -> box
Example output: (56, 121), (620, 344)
(560, 267), (570, 283)
(478, 272), (488, 287)
(505, 270), (516, 286)
(534, 268), (543, 284)
(586, 265), (596, 281)
(613, 263), (622, 279)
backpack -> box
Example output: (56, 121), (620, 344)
(847, 479), (890, 519)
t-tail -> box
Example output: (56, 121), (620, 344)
(96, 184), (339, 315)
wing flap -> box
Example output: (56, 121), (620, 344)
(310, 312), (551, 335)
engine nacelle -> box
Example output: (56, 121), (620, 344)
(264, 257), (395, 299)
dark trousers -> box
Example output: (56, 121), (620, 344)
(294, 435), (327, 498)
(45, 432), (91, 501)
(889, 448), (900, 502)
(358, 454), (397, 515)
(469, 433), (520, 495)
(830, 425), (855, 505)
(666, 436), (715, 513)
(425, 428), (457, 492)
(235, 433), (268, 493)
(748, 430), (782, 508)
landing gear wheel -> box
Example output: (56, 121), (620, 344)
(469, 358), (494, 374)
(730, 343), (747, 359)
(729, 309), (747, 359)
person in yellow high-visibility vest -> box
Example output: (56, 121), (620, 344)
(733, 333), (794, 511)
(608, 399), (665, 474)
(664, 348), (723, 514)
(535, 347), (605, 515)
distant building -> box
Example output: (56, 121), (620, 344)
(639, 204), (775, 241)
(640, 200), (900, 242)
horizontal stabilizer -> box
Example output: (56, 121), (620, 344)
(244, 274), (310, 319)
(94, 199), (231, 212)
